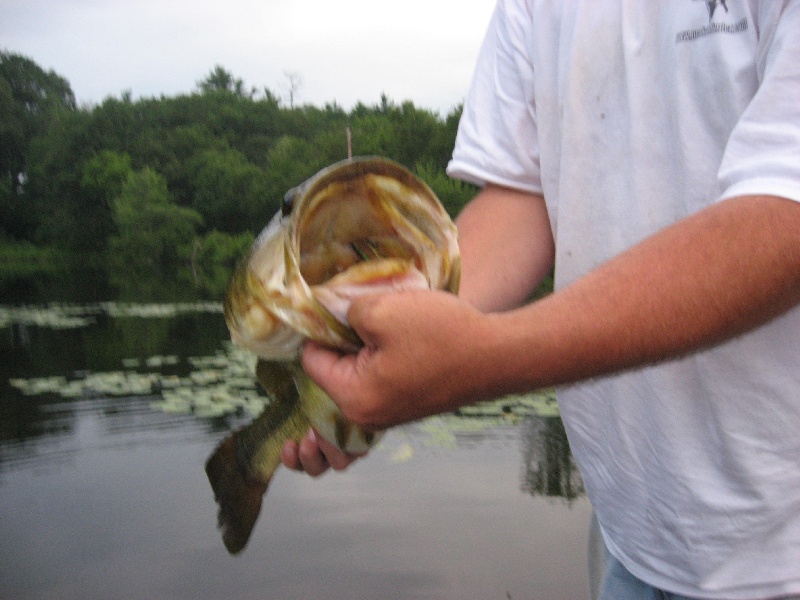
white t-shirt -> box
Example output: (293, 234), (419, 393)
(448, 1), (800, 598)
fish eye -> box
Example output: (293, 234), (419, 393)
(282, 188), (297, 216)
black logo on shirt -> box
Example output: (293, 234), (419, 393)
(705, 0), (729, 21)
(676, 0), (747, 43)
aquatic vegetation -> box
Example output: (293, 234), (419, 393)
(415, 391), (559, 449)
(8, 333), (266, 419)
(0, 301), (222, 330)
(0, 304), (97, 330)
(3, 300), (559, 441)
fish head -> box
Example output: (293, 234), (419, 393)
(224, 156), (461, 360)
(223, 212), (308, 360)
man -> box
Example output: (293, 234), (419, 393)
(283, 1), (800, 598)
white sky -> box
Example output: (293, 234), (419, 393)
(1, 0), (497, 115)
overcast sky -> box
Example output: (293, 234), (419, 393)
(2, 0), (497, 115)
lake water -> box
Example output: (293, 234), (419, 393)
(0, 289), (591, 600)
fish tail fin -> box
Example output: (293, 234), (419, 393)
(205, 433), (271, 555)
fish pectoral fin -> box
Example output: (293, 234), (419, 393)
(255, 359), (297, 400)
(205, 433), (270, 555)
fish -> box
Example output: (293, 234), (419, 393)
(205, 156), (461, 553)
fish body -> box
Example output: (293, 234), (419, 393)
(206, 157), (460, 553)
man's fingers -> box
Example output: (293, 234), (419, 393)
(301, 341), (344, 387)
(316, 433), (364, 471)
(297, 429), (330, 477)
(281, 440), (302, 470)
(281, 429), (364, 475)
(280, 430), (330, 476)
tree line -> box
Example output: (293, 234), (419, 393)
(1, 52), (478, 295)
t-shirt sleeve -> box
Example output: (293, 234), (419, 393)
(718, 2), (800, 204)
(446, 0), (544, 195)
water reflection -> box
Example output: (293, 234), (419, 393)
(0, 301), (231, 473)
(2, 299), (587, 507)
(521, 415), (585, 501)
(0, 298), (590, 599)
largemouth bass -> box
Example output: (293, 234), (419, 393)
(206, 156), (460, 553)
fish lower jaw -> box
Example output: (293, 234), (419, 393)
(229, 329), (302, 362)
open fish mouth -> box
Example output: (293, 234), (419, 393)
(225, 156), (460, 358)
(207, 156), (461, 553)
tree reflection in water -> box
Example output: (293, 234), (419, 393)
(520, 414), (585, 501)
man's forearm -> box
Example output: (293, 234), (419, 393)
(299, 194), (799, 430)
(454, 184), (555, 312)
(483, 195), (800, 394)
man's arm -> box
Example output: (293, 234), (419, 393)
(452, 184), (554, 311)
(492, 194), (800, 391)
(302, 194), (800, 430)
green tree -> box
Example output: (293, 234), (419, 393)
(188, 148), (273, 233)
(414, 161), (478, 218)
(347, 98), (443, 169)
(0, 75), (23, 189)
(265, 135), (329, 205)
(138, 123), (224, 205)
(3, 52), (473, 292)
(426, 104), (464, 170)
(25, 109), (98, 252)
(0, 51), (75, 182)
(391, 101), (440, 167)
(189, 229), (254, 296)
(81, 150), (133, 205)
(0, 51), (75, 240)
(197, 65), (248, 97)
(109, 168), (203, 273)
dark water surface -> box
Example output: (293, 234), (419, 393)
(1, 290), (591, 600)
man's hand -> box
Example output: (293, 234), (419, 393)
(301, 289), (497, 431)
(276, 184), (554, 476)
(280, 428), (364, 476)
